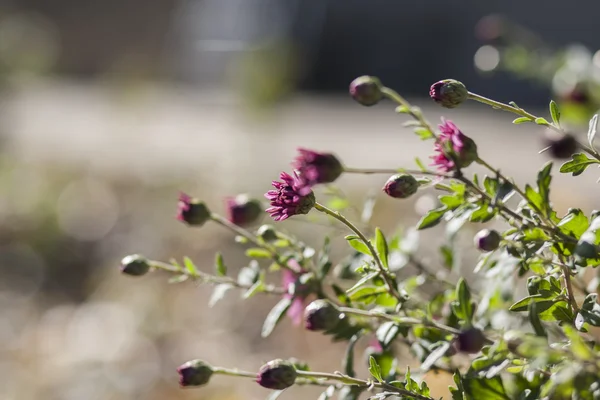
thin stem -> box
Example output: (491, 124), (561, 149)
(381, 87), (438, 138)
(344, 166), (452, 179)
(313, 202), (402, 301)
(339, 306), (462, 336)
(468, 92), (600, 161)
(150, 260), (286, 295)
(561, 264), (580, 314)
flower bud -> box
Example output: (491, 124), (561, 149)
(349, 76), (383, 106)
(383, 174), (419, 199)
(177, 359), (214, 387)
(120, 254), (151, 276)
(543, 130), (578, 160)
(303, 299), (341, 331)
(456, 327), (486, 354)
(292, 148), (344, 195)
(257, 224), (278, 242)
(429, 79), (468, 109)
(474, 229), (501, 252)
(575, 231), (599, 259)
(256, 359), (297, 390)
(225, 194), (263, 226)
(177, 193), (211, 226)
(504, 330), (524, 354)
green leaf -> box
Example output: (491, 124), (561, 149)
(346, 271), (379, 294)
(215, 252), (227, 276)
(452, 278), (473, 322)
(345, 235), (372, 256)
(168, 274), (188, 284)
(524, 184), (543, 211)
(417, 207), (448, 230)
(509, 294), (556, 312)
(420, 342), (451, 371)
(261, 297), (292, 338)
(559, 153), (599, 176)
(208, 284), (232, 307)
(534, 117), (549, 125)
(374, 228), (389, 269)
(536, 162), (552, 215)
(588, 114), (598, 149)
(343, 334), (361, 377)
(414, 127), (434, 140)
(376, 321), (401, 348)
(462, 375), (510, 400)
(348, 286), (387, 304)
(368, 356), (383, 383)
(578, 293), (600, 327)
(549, 100), (560, 126)
(245, 248), (272, 258)
(415, 157), (427, 172)
(183, 256), (198, 275)
(512, 117), (531, 124)
(557, 208), (589, 239)
(528, 301), (547, 337)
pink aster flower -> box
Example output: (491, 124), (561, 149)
(292, 148), (344, 195)
(265, 172), (316, 221)
(282, 259), (310, 325)
(431, 119), (478, 172)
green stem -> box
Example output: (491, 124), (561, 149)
(313, 202), (402, 301)
(344, 167), (452, 179)
(468, 92), (600, 161)
(150, 260), (286, 295)
(381, 87), (438, 138)
(339, 306), (462, 336)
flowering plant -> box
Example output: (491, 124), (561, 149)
(121, 75), (600, 399)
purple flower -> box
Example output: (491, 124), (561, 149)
(431, 119), (478, 172)
(292, 148), (344, 195)
(282, 259), (309, 326)
(177, 193), (211, 226)
(225, 194), (263, 226)
(265, 172), (315, 221)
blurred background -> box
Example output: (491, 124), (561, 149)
(2, 1), (600, 399)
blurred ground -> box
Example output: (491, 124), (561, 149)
(0, 79), (598, 400)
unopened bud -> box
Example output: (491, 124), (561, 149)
(177, 359), (214, 387)
(177, 193), (211, 226)
(349, 76), (383, 107)
(543, 130), (578, 160)
(303, 299), (341, 331)
(225, 194), (263, 226)
(256, 359), (297, 390)
(456, 327), (486, 354)
(383, 174), (419, 199)
(120, 254), (151, 276)
(429, 79), (468, 108)
(257, 224), (278, 242)
(474, 229), (501, 252)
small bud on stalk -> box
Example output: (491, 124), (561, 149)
(256, 359), (297, 390)
(349, 76), (383, 106)
(177, 359), (214, 387)
(120, 254), (151, 276)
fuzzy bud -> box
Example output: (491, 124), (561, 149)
(256, 359), (297, 390)
(383, 174), (419, 199)
(456, 327), (486, 354)
(257, 224), (278, 242)
(429, 79), (468, 108)
(474, 229), (501, 252)
(349, 76), (383, 106)
(120, 254), (151, 276)
(543, 130), (578, 159)
(177, 359), (214, 387)
(303, 299), (341, 331)
(225, 194), (263, 226)
(177, 193), (211, 226)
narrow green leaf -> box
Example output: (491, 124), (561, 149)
(343, 334), (361, 377)
(415, 157), (427, 172)
(421, 342), (451, 371)
(559, 153), (599, 176)
(414, 127), (434, 140)
(168, 274), (188, 284)
(374, 228), (389, 269)
(549, 100), (560, 126)
(462, 375), (510, 399)
(183, 256), (198, 275)
(453, 278), (473, 322)
(245, 248), (272, 258)
(509, 294), (555, 312)
(346, 271), (379, 294)
(534, 117), (549, 125)
(536, 162), (552, 214)
(512, 117), (531, 124)
(345, 235), (372, 256)
(528, 301), (547, 337)
(215, 252), (227, 276)
(368, 356), (383, 383)
(209, 284), (232, 307)
(261, 297), (292, 338)
(417, 207), (448, 230)
(588, 114), (598, 150)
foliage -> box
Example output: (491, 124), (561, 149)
(120, 76), (600, 400)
